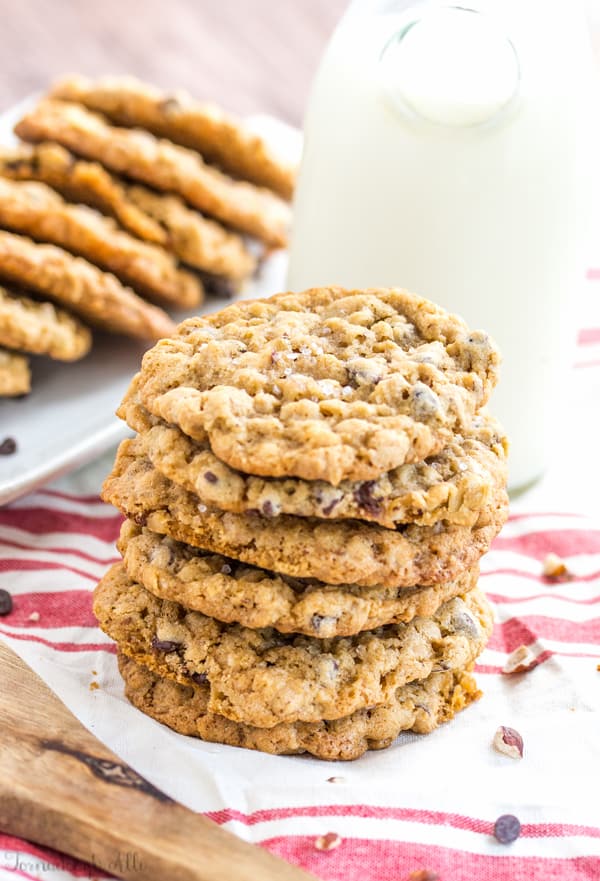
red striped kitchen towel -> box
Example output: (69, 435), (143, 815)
(0, 281), (598, 881)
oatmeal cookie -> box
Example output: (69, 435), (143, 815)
(51, 74), (296, 199)
(15, 100), (290, 247)
(126, 186), (256, 281)
(102, 438), (509, 588)
(118, 519), (480, 637)
(0, 144), (257, 282)
(0, 285), (91, 360)
(132, 286), (500, 484)
(0, 142), (166, 244)
(122, 385), (507, 528)
(0, 347), (30, 396)
(0, 231), (175, 340)
(120, 653), (481, 760)
(95, 562), (491, 727)
(0, 177), (202, 308)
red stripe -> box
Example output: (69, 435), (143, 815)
(0, 536), (119, 563)
(493, 529), (600, 558)
(207, 804), (600, 839)
(578, 328), (600, 345)
(488, 616), (600, 652)
(0, 534), (120, 566)
(0, 834), (105, 878)
(0, 508), (123, 541)
(0, 558), (109, 583)
(0, 590), (96, 629)
(263, 836), (600, 881)
(0, 628), (115, 654)
(37, 489), (107, 505)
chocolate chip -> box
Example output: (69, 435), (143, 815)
(0, 589), (13, 616)
(133, 513), (148, 527)
(199, 272), (236, 299)
(151, 637), (182, 653)
(321, 496), (342, 517)
(203, 471), (218, 484)
(4, 158), (28, 171)
(494, 814), (521, 844)
(0, 437), (17, 455)
(189, 671), (208, 685)
(353, 481), (382, 517)
(261, 500), (275, 517)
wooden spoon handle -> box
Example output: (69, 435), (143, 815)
(0, 642), (315, 881)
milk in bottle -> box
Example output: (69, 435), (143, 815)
(288, 0), (597, 490)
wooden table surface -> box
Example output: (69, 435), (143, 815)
(0, 0), (347, 125)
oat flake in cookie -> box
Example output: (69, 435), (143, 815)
(132, 287), (500, 484)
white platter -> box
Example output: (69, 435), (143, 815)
(0, 104), (300, 505)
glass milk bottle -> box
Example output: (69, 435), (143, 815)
(288, 0), (598, 491)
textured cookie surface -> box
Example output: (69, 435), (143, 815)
(0, 231), (175, 340)
(0, 142), (166, 244)
(51, 74), (296, 199)
(126, 186), (256, 281)
(0, 177), (202, 308)
(0, 143), (256, 283)
(16, 100), (290, 247)
(95, 562), (491, 727)
(0, 347), (30, 396)
(122, 386), (507, 529)
(132, 287), (500, 484)
(119, 653), (481, 760)
(102, 438), (507, 589)
(119, 519), (480, 637)
(0, 285), (91, 361)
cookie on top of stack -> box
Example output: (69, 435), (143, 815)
(0, 74), (294, 396)
(96, 286), (509, 760)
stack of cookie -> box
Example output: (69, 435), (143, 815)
(0, 74), (294, 396)
(96, 286), (509, 760)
